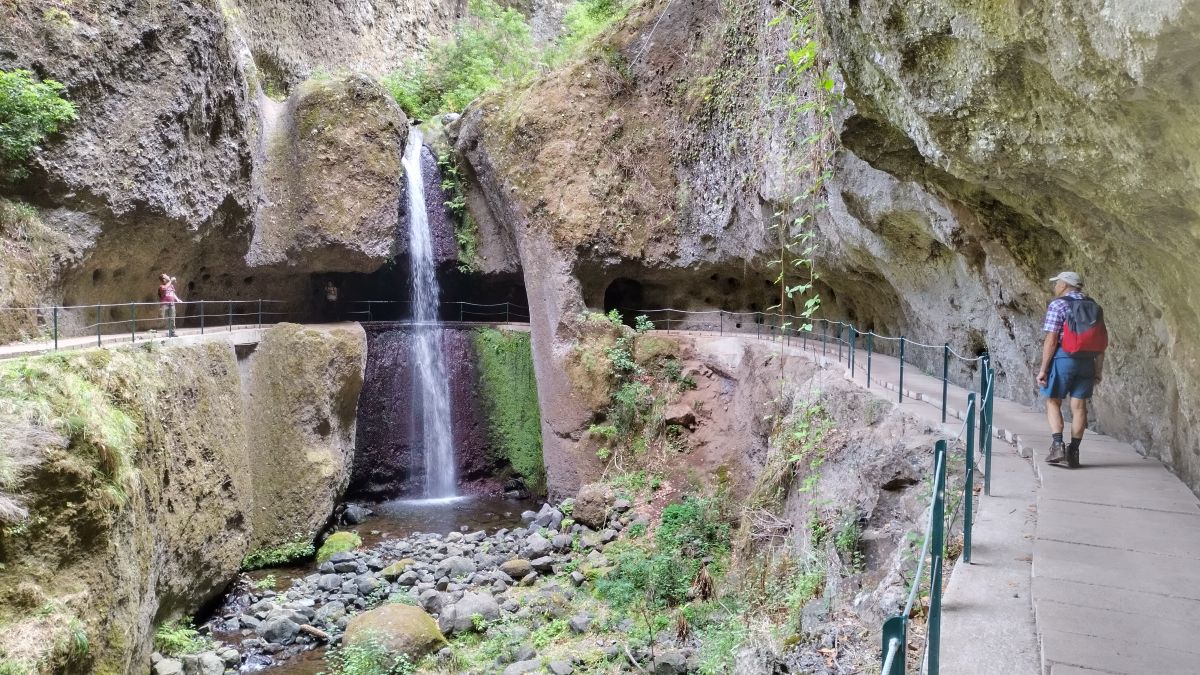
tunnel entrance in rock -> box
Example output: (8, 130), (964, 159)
(603, 278), (645, 325)
(313, 264), (528, 324)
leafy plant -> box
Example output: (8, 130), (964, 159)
(323, 634), (414, 675)
(0, 70), (77, 181)
(241, 533), (315, 570)
(153, 618), (211, 657)
(252, 574), (278, 590)
(381, 0), (535, 118)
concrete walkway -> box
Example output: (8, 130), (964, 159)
(744, 331), (1200, 675)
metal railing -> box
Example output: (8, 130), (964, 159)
(0, 300), (291, 350)
(614, 307), (990, 424)
(346, 300), (530, 324)
(610, 306), (998, 674)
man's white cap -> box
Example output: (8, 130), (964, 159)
(1049, 271), (1082, 287)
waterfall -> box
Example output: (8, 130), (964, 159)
(403, 127), (456, 498)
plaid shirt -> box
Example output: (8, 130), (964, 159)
(1042, 290), (1087, 337)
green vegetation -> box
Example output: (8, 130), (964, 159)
(381, 0), (632, 119)
(438, 152), (478, 271)
(473, 328), (544, 492)
(241, 533), (315, 570)
(324, 634), (414, 675)
(0, 353), (139, 509)
(153, 618), (210, 657)
(382, 0), (535, 118)
(317, 531), (363, 563)
(0, 659), (32, 675)
(598, 496), (729, 610)
(0, 70), (77, 181)
(252, 574), (277, 590)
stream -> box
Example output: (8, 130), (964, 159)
(206, 495), (534, 673)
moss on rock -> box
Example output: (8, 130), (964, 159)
(472, 328), (544, 492)
(317, 531), (362, 563)
(343, 604), (447, 660)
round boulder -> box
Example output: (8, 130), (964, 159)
(344, 604), (448, 660)
(573, 483), (615, 529)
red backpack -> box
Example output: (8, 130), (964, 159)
(1061, 297), (1108, 355)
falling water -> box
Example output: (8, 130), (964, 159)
(403, 127), (456, 498)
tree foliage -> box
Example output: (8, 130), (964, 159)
(0, 70), (77, 181)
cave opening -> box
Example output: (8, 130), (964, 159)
(603, 278), (645, 325)
(311, 262), (528, 324)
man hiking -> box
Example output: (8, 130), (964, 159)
(1037, 271), (1107, 468)
(158, 273), (182, 338)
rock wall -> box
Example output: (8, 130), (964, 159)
(457, 0), (1200, 494)
(0, 323), (365, 672)
(350, 326), (502, 500)
(0, 0), (449, 329)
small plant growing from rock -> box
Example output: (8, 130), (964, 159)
(153, 618), (210, 657)
(323, 634), (414, 675)
(252, 574), (277, 590)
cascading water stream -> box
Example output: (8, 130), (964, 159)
(402, 127), (456, 498)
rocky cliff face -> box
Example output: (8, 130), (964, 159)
(456, 0), (1200, 495)
(0, 324), (365, 672)
(0, 0), (458, 328)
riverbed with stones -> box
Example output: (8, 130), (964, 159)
(152, 487), (709, 675)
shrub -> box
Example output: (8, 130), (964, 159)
(382, 0), (535, 118)
(323, 634), (414, 675)
(252, 574), (277, 590)
(241, 533), (315, 570)
(550, 0), (630, 61)
(473, 328), (545, 492)
(153, 618), (210, 657)
(0, 70), (77, 181)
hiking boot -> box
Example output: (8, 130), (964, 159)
(1067, 445), (1080, 469)
(1046, 441), (1067, 465)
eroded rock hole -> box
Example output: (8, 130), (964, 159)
(603, 278), (644, 324)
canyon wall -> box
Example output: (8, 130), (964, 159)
(0, 324), (365, 672)
(456, 0), (1200, 495)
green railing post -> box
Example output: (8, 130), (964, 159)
(881, 616), (907, 675)
(96, 304), (101, 347)
(838, 325), (843, 362)
(822, 320), (828, 357)
(941, 343), (950, 423)
(719, 311), (723, 336)
(985, 362), (995, 496)
(756, 315), (761, 340)
(130, 302), (136, 343)
(964, 393), (977, 563)
(802, 321), (807, 351)
(52, 305), (59, 350)
(506, 303), (510, 323)
(257, 299), (263, 329)
(849, 325), (856, 377)
(459, 302), (464, 322)
(929, 439), (948, 675)
(866, 332), (873, 388)
(898, 336), (906, 403)
(227, 301), (233, 332)
(200, 301), (205, 335)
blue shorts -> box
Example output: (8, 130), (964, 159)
(1041, 349), (1095, 400)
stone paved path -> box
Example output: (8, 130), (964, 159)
(734, 330), (1200, 675)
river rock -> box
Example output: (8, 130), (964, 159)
(382, 558), (416, 580)
(568, 614), (592, 633)
(317, 574), (342, 591)
(573, 483), (615, 528)
(523, 533), (551, 557)
(436, 555), (476, 578)
(314, 600), (347, 624)
(343, 504), (371, 524)
(437, 592), (500, 635)
(500, 559), (533, 578)
(503, 660), (541, 675)
(154, 659), (184, 675)
(654, 650), (688, 674)
(344, 604), (448, 659)
(256, 617), (299, 645)
(552, 533), (573, 550)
